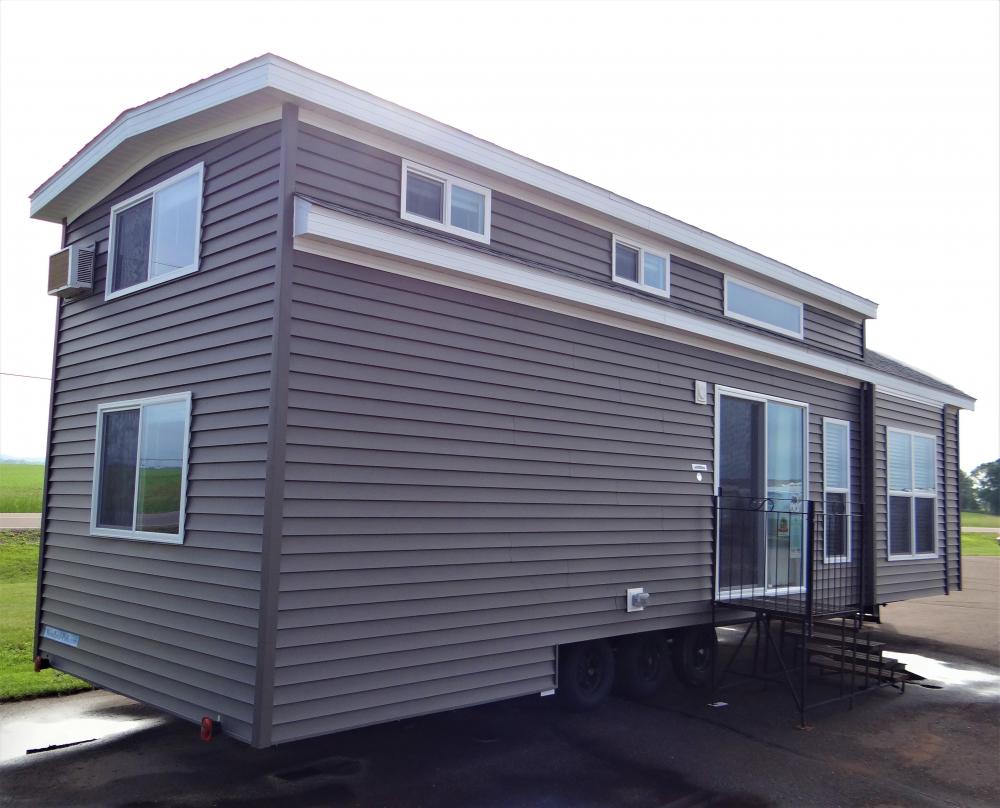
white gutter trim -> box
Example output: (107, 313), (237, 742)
(31, 55), (877, 320)
(293, 199), (973, 411)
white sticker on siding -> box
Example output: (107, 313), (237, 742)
(42, 626), (80, 647)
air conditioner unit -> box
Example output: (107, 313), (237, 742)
(47, 245), (95, 297)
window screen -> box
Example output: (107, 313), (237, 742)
(109, 165), (202, 297)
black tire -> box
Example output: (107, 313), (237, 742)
(617, 632), (670, 699)
(558, 640), (615, 710)
(671, 626), (716, 688)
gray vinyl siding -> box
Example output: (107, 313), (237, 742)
(873, 392), (956, 603)
(272, 250), (862, 743)
(292, 122), (864, 362)
(670, 257), (724, 318)
(943, 406), (961, 592)
(804, 304), (864, 359)
(38, 122), (283, 743)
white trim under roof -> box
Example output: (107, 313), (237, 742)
(30, 54), (878, 320)
(293, 198), (973, 410)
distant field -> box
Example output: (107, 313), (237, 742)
(0, 464), (44, 513)
(962, 511), (1000, 529)
(0, 529), (91, 701)
(962, 532), (1000, 557)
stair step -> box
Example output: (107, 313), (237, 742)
(809, 654), (906, 680)
(783, 625), (885, 651)
(803, 642), (892, 667)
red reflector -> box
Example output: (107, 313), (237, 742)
(200, 716), (215, 742)
(34, 656), (44, 673)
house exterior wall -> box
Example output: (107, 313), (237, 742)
(36, 121), (284, 743)
(271, 251), (863, 743)
(872, 391), (960, 603)
(293, 122), (865, 361)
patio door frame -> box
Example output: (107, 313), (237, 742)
(713, 385), (811, 599)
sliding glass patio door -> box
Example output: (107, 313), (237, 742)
(716, 389), (807, 595)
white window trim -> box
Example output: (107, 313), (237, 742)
(822, 418), (852, 563)
(611, 235), (671, 299)
(89, 392), (192, 544)
(886, 426), (939, 561)
(400, 159), (491, 245)
(724, 276), (804, 339)
(105, 163), (205, 301)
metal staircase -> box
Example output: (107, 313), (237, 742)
(710, 498), (906, 725)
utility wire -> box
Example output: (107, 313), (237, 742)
(0, 372), (52, 381)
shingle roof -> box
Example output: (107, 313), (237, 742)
(863, 349), (972, 399)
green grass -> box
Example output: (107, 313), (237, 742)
(962, 531), (1000, 557)
(961, 511), (1000, 529)
(0, 464), (44, 513)
(0, 529), (91, 701)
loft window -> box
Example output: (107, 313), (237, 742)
(400, 160), (491, 244)
(106, 164), (204, 299)
(724, 277), (803, 338)
(612, 236), (670, 298)
(887, 428), (938, 560)
(823, 418), (852, 562)
(90, 393), (192, 544)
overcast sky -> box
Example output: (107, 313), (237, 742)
(1, 0), (997, 470)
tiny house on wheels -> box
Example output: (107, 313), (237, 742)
(30, 55), (974, 746)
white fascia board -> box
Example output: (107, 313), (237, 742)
(293, 199), (974, 411)
(29, 58), (274, 219)
(31, 55), (877, 320)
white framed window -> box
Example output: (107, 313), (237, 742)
(611, 236), (670, 298)
(823, 418), (852, 562)
(611, 236), (670, 297)
(106, 163), (204, 300)
(724, 277), (803, 339)
(400, 160), (491, 244)
(886, 428), (938, 560)
(90, 392), (192, 544)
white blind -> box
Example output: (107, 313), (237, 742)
(887, 431), (913, 491)
(824, 421), (849, 490)
(913, 436), (936, 491)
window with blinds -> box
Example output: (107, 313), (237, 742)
(823, 418), (851, 562)
(887, 429), (938, 559)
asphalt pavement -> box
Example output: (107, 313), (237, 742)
(0, 559), (997, 807)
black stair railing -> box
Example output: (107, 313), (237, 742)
(713, 496), (864, 620)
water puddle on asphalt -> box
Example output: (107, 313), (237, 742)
(0, 693), (165, 762)
(882, 651), (1000, 697)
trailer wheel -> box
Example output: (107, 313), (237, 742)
(617, 632), (670, 699)
(671, 626), (716, 687)
(558, 640), (615, 710)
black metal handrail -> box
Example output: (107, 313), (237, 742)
(713, 496), (864, 620)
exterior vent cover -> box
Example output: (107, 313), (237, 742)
(48, 245), (94, 297)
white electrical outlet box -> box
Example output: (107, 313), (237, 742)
(694, 380), (708, 405)
(626, 587), (650, 613)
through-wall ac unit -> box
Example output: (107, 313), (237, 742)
(47, 245), (95, 297)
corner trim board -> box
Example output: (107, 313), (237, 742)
(252, 101), (299, 748)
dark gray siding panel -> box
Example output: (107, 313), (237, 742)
(38, 122), (282, 743)
(804, 305), (864, 359)
(490, 193), (611, 283)
(293, 124), (865, 363)
(273, 251), (862, 742)
(295, 124), (400, 219)
(670, 257), (724, 318)
(943, 406), (961, 592)
(873, 392), (953, 603)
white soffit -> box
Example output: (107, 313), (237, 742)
(31, 55), (877, 320)
(293, 199), (974, 411)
